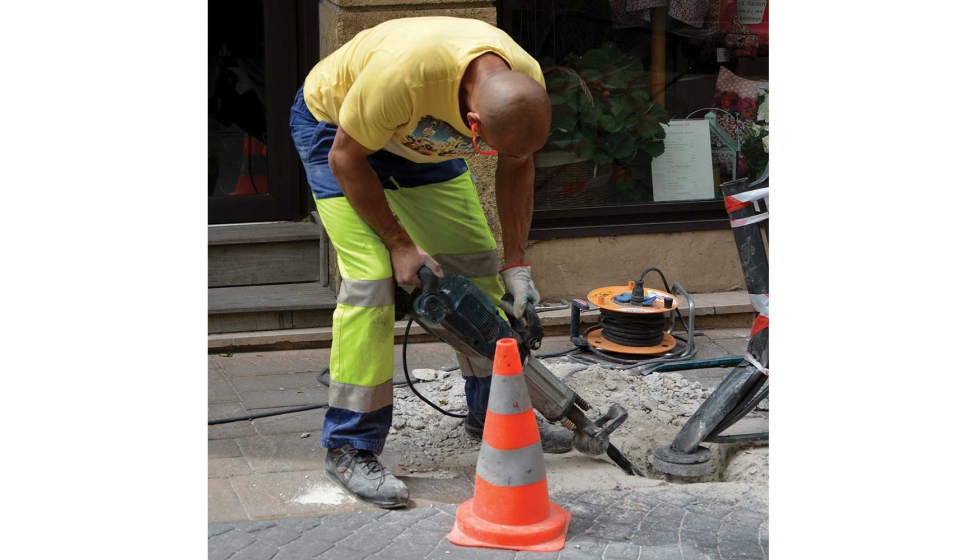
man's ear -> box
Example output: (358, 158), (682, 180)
(466, 112), (481, 129)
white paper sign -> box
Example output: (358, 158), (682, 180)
(651, 120), (715, 202)
(738, 0), (767, 25)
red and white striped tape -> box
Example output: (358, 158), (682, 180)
(743, 351), (769, 376)
(725, 187), (769, 228)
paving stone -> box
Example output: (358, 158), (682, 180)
(319, 544), (375, 560)
(274, 517), (322, 533)
(274, 529), (338, 559)
(679, 511), (721, 537)
(335, 521), (407, 555)
(231, 371), (326, 393)
(702, 328), (751, 341)
(247, 523), (304, 547)
(235, 433), (324, 474)
(239, 387), (330, 411)
(233, 520), (278, 532)
(230, 470), (369, 520)
(514, 552), (559, 560)
(561, 535), (610, 559)
(210, 457), (254, 478)
(209, 403), (259, 440)
(718, 540), (765, 559)
(211, 349), (328, 378)
(426, 539), (518, 560)
(321, 511), (377, 533)
(690, 338), (738, 359)
(252, 408), (325, 436)
(590, 509), (647, 541)
(574, 489), (627, 508)
(411, 510), (457, 533)
(211, 371), (240, 404)
(401, 474), (475, 508)
(636, 544), (684, 560)
(712, 338), (752, 357)
(645, 488), (698, 508)
(209, 479), (249, 523)
(208, 528), (256, 560)
(514, 551), (559, 560)
(210, 486), (768, 560)
(380, 505), (441, 528)
(210, 439), (243, 459)
(210, 524), (236, 538)
(602, 542), (643, 560)
(227, 539), (277, 560)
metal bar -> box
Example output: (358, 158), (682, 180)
(646, 356), (744, 373)
(705, 432), (768, 444)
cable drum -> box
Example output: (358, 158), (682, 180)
(598, 309), (666, 347)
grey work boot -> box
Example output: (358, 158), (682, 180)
(324, 445), (409, 508)
(464, 411), (573, 454)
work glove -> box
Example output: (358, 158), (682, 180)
(499, 264), (540, 319)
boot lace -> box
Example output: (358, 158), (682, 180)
(337, 447), (386, 482)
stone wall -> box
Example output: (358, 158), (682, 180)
(526, 230), (746, 302)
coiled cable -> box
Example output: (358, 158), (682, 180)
(597, 309), (666, 347)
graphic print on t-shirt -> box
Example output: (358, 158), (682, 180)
(397, 116), (492, 158)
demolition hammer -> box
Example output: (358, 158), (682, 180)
(396, 265), (643, 476)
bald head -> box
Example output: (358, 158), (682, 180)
(471, 70), (551, 158)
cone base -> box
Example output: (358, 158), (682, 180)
(447, 499), (571, 552)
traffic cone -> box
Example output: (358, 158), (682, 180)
(448, 338), (571, 552)
(232, 135), (268, 195)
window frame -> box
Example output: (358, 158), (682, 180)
(497, 1), (733, 239)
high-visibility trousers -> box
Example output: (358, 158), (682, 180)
(290, 86), (502, 453)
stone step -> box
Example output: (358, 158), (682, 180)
(208, 282), (336, 334)
(208, 290), (755, 352)
(208, 222), (321, 288)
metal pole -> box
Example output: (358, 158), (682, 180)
(652, 177), (770, 476)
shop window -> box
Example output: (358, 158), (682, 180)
(499, 1), (769, 237)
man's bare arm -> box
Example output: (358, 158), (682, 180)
(329, 125), (443, 286)
(494, 154), (535, 265)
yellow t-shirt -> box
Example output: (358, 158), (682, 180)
(303, 17), (545, 164)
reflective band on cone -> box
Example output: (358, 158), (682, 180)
(447, 338), (571, 552)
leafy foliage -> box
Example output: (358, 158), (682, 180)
(542, 44), (670, 170)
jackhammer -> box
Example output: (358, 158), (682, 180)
(398, 265), (643, 476)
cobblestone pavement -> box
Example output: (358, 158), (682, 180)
(208, 483), (768, 560)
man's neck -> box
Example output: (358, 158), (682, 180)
(459, 53), (510, 124)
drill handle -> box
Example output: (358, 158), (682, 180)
(417, 264), (440, 296)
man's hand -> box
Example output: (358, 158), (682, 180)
(499, 264), (540, 318)
(391, 244), (444, 289)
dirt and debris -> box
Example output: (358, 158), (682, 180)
(383, 358), (768, 487)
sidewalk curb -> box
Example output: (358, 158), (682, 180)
(208, 291), (755, 353)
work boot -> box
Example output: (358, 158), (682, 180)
(464, 411), (573, 454)
(323, 445), (409, 509)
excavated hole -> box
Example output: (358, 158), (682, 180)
(384, 357), (768, 488)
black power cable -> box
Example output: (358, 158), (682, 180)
(598, 309), (666, 347)
(401, 318), (466, 418)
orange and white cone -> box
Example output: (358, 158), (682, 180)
(448, 338), (571, 552)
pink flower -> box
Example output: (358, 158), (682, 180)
(716, 91), (739, 110)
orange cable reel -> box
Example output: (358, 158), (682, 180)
(587, 283), (679, 355)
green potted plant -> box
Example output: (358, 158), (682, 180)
(535, 43), (671, 205)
